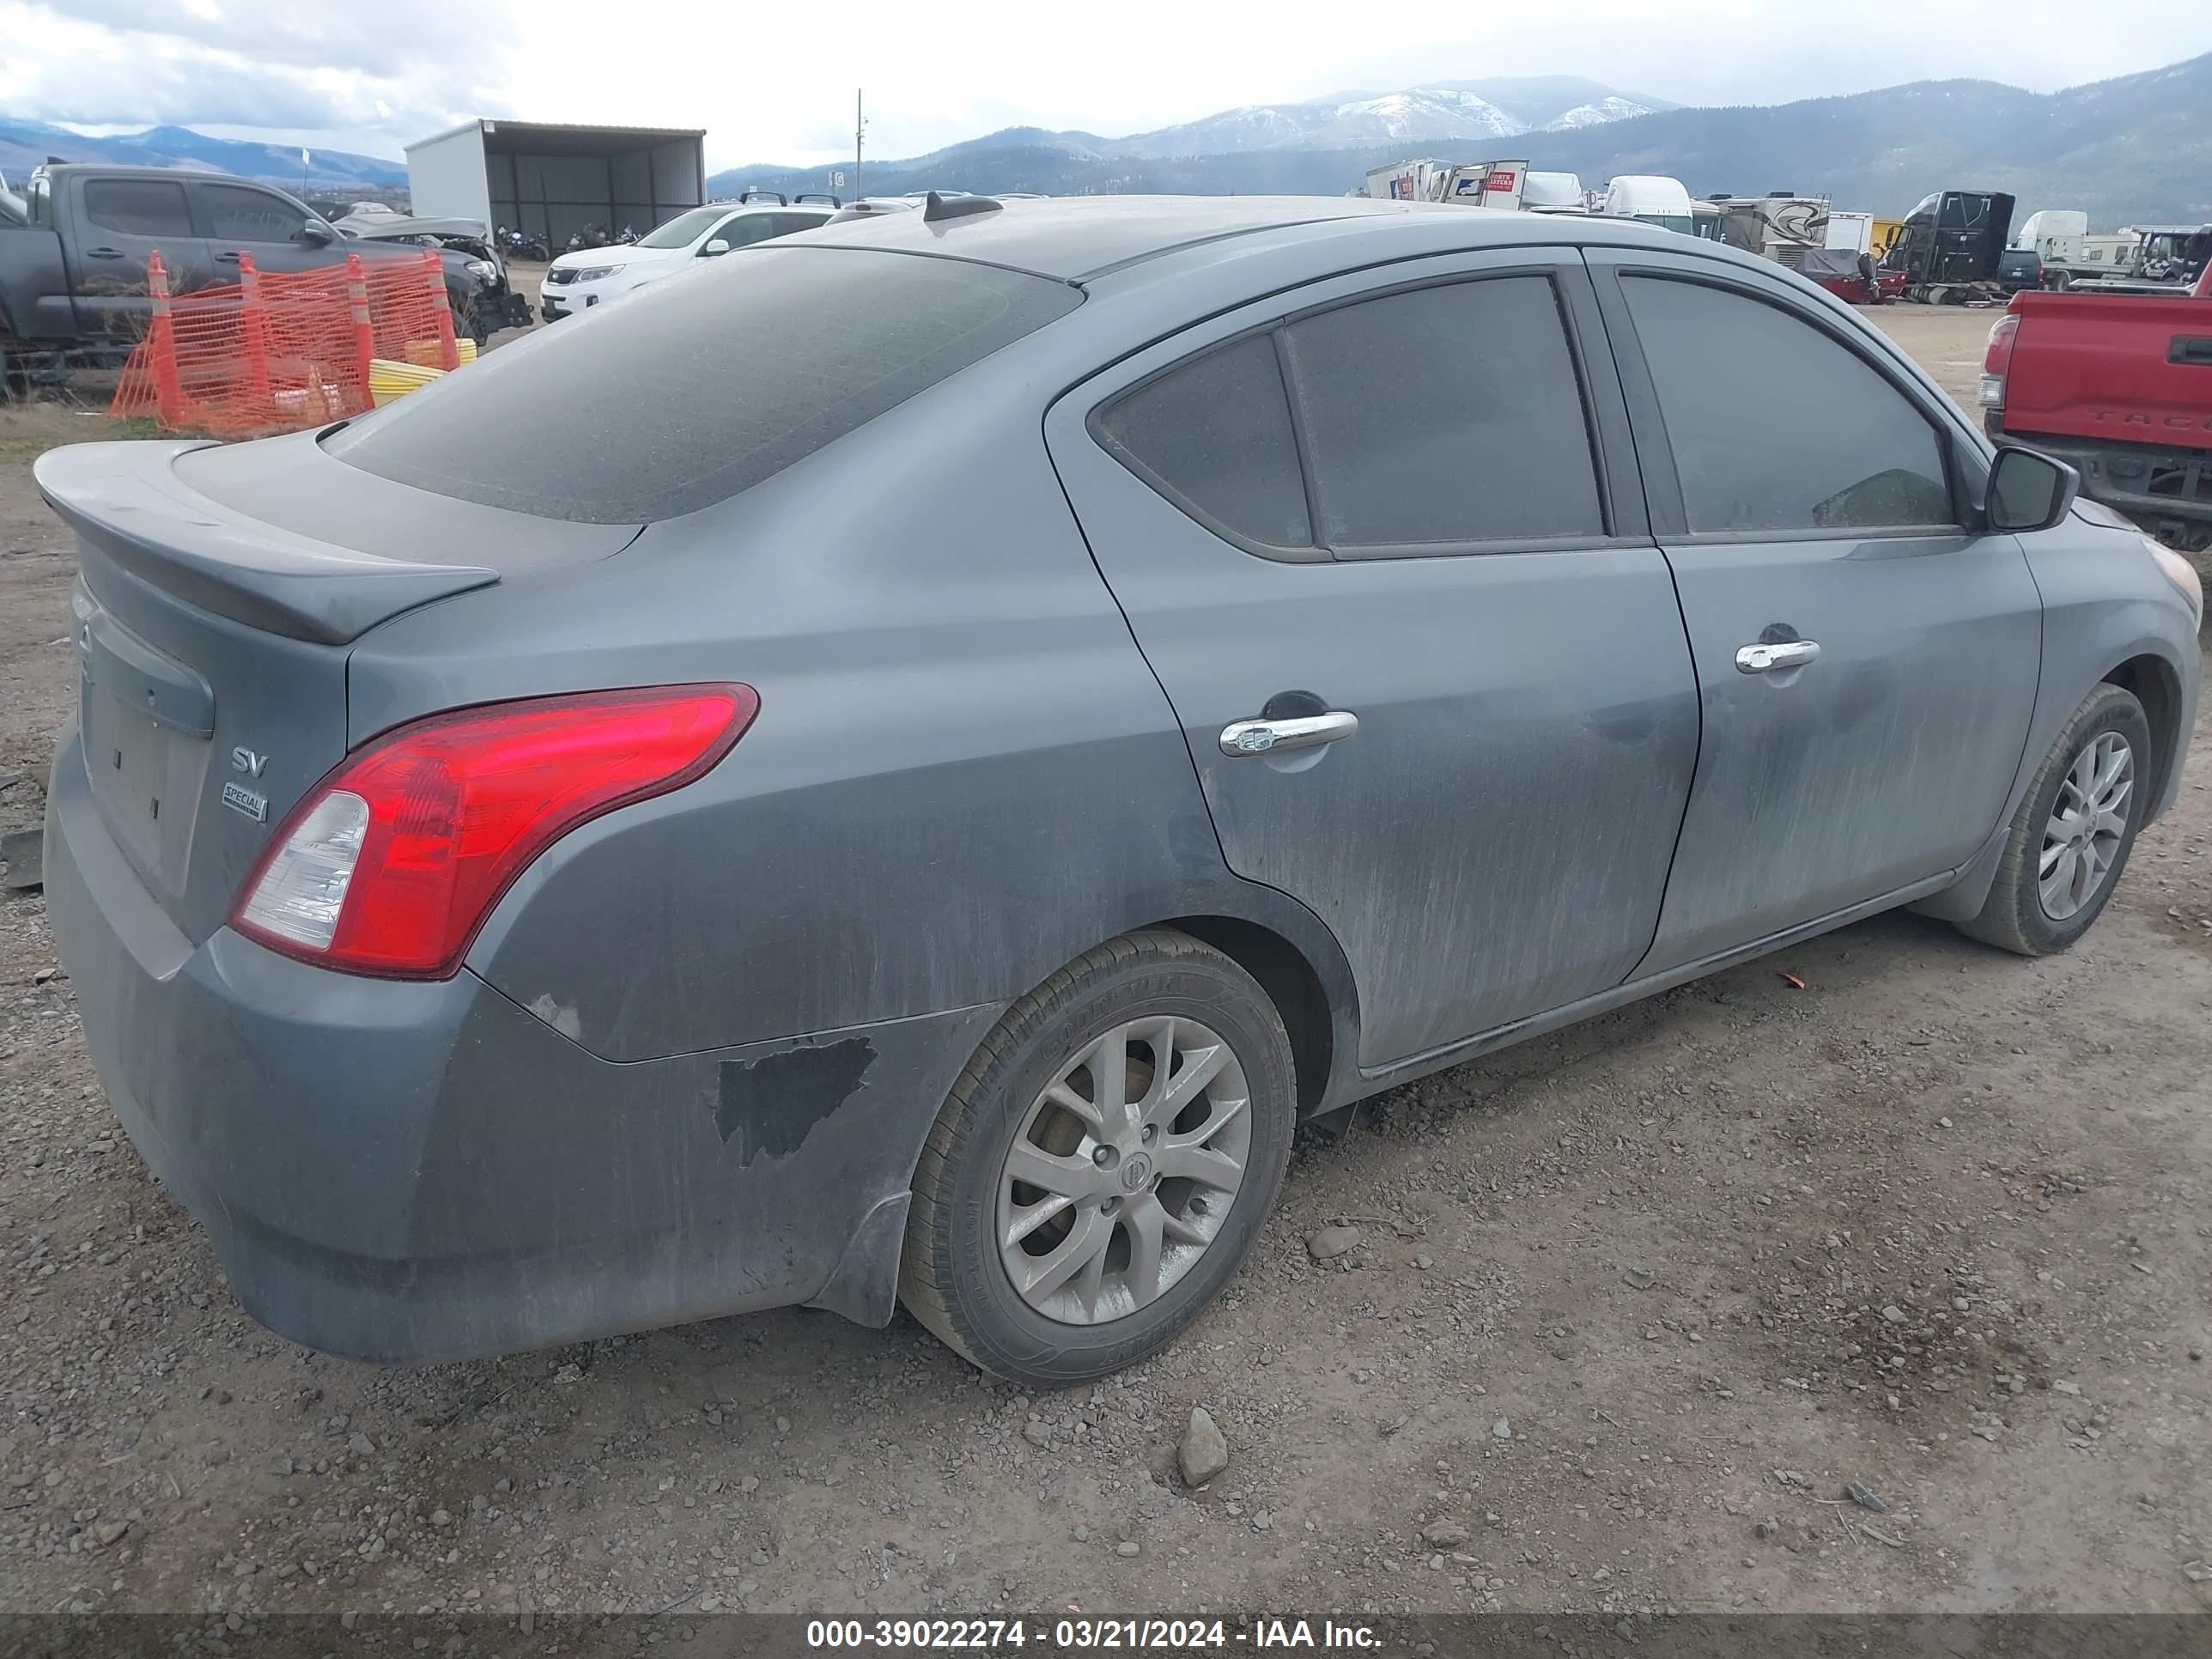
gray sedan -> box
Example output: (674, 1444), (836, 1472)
(38, 194), (2203, 1387)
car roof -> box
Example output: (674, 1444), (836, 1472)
(814, 194), (1425, 281)
(35, 163), (226, 184)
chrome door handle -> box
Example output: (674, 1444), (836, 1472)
(1735, 640), (1821, 674)
(1219, 710), (1358, 756)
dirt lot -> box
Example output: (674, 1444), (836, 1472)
(3, 307), (2210, 1628)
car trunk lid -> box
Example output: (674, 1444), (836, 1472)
(36, 437), (638, 944)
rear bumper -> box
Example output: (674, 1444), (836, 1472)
(45, 720), (998, 1364)
(1988, 420), (2212, 526)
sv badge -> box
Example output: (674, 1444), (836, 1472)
(230, 746), (269, 777)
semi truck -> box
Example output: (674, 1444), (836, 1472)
(1885, 188), (2015, 304)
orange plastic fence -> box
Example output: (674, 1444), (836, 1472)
(111, 250), (460, 437)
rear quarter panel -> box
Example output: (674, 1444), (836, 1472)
(347, 352), (1360, 1077)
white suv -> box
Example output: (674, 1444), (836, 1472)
(539, 198), (836, 319)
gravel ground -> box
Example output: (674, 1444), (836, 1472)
(3, 308), (2210, 1626)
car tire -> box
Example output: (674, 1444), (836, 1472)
(1957, 683), (2152, 957)
(899, 929), (1296, 1387)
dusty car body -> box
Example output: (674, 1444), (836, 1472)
(39, 197), (2202, 1386)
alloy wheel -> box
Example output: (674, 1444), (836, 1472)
(2039, 731), (2134, 921)
(997, 1016), (1251, 1325)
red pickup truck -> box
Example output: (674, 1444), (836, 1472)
(1981, 263), (2212, 549)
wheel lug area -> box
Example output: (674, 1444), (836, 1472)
(1092, 1144), (1120, 1170)
(1140, 1124), (1157, 1145)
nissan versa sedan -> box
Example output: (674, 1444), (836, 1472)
(39, 195), (2203, 1388)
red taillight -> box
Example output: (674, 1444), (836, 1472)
(230, 684), (757, 979)
(1983, 312), (2020, 376)
(1979, 312), (2020, 410)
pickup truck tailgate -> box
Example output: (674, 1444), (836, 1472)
(2003, 291), (2212, 451)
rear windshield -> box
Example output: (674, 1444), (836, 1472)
(324, 247), (1082, 522)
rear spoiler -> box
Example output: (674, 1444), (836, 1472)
(34, 441), (499, 645)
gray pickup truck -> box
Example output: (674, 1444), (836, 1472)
(0, 164), (530, 374)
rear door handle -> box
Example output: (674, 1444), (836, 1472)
(2169, 336), (2212, 367)
(1219, 710), (1358, 756)
(1735, 640), (1821, 674)
(215, 251), (241, 263)
(86, 246), (125, 259)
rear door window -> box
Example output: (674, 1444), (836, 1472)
(1280, 276), (1605, 549)
(1621, 276), (1955, 533)
(199, 184), (311, 244)
(83, 179), (193, 239)
(325, 246), (1083, 522)
(1093, 333), (1311, 549)
(715, 213), (785, 249)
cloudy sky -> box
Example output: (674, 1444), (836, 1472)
(8, 0), (2211, 167)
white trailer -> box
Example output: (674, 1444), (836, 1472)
(1361, 159), (1530, 208)
(2008, 210), (2136, 289)
(1522, 171), (1585, 213)
(2012, 210), (2089, 250)
(1364, 159), (1441, 201)
(1825, 210), (1875, 254)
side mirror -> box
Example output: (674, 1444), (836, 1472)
(301, 221), (334, 247)
(701, 238), (730, 257)
(1985, 445), (2080, 533)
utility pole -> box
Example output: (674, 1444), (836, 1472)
(854, 89), (866, 201)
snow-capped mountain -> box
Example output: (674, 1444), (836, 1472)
(1545, 96), (1660, 131)
(1107, 84), (1622, 161)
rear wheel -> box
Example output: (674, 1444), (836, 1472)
(900, 930), (1296, 1386)
(1958, 684), (2150, 956)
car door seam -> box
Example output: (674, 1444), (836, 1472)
(1035, 407), (1237, 879)
(1575, 250), (1705, 988)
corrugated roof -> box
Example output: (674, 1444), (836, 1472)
(407, 118), (705, 155)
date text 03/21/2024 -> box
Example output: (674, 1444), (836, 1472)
(804, 1619), (1382, 1650)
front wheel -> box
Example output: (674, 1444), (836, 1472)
(899, 930), (1297, 1387)
(1958, 684), (2151, 956)
(450, 301), (488, 349)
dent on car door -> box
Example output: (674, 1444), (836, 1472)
(1586, 252), (2042, 971)
(1046, 253), (1702, 1070)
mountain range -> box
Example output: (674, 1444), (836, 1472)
(711, 56), (2212, 228)
(7, 52), (2209, 230)
(0, 120), (406, 191)
(708, 76), (1668, 197)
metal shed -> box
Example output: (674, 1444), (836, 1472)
(405, 120), (707, 246)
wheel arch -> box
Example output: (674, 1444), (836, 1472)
(2101, 652), (2185, 823)
(1162, 913), (1342, 1117)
